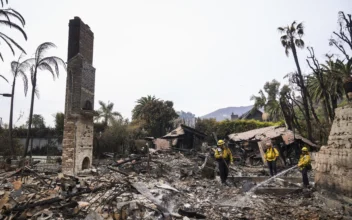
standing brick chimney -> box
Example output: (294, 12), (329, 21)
(62, 17), (97, 175)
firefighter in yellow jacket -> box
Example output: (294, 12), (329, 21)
(298, 147), (311, 187)
(214, 140), (233, 185)
(264, 142), (279, 176)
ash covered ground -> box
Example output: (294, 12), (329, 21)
(0, 151), (349, 220)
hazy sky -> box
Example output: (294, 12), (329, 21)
(0, 0), (350, 127)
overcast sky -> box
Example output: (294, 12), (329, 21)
(0, 0), (350, 127)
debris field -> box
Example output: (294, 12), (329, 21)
(0, 150), (348, 220)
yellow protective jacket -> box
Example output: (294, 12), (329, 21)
(264, 147), (279, 162)
(214, 147), (233, 163)
(298, 154), (311, 169)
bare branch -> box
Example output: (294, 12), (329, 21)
(329, 39), (350, 60)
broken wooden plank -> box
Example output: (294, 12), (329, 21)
(112, 156), (142, 167)
(155, 183), (180, 192)
(5, 183), (116, 214)
(107, 167), (129, 176)
(131, 182), (172, 219)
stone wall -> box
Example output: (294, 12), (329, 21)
(314, 105), (352, 197)
(74, 116), (93, 173)
(62, 117), (76, 174)
(62, 115), (94, 174)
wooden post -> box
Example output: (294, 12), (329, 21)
(257, 141), (266, 164)
(147, 143), (150, 177)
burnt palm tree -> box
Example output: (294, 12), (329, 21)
(23, 42), (66, 158)
(97, 100), (122, 127)
(0, 0), (27, 61)
(278, 21), (313, 140)
(9, 57), (29, 156)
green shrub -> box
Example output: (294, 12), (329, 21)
(195, 118), (283, 144)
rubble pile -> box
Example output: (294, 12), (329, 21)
(0, 151), (349, 219)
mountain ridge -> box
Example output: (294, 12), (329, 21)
(201, 105), (253, 121)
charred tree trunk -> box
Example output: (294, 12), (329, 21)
(24, 69), (37, 159)
(9, 77), (16, 157)
(279, 99), (293, 130)
(291, 42), (313, 141)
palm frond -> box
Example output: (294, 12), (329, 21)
(277, 27), (286, 33)
(112, 111), (122, 117)
(0, 34), (15, 55)
(290, 21), (297, 32)
(295, 39), (305, 48)
(35, 42), (56, 61)
(40, 56), (66, 75)
(10, 61), (19, 74)
(0, 74), (8, 83)
(99, 100), (107, 108)
(0, 52), (3, 61)
(285, 46), (290, 57)
(19, 70), (28, 96)
(0, 20), (27, 39)
(0, 9), (25, 26)
(2, 9), (26, 26)
(34, 86), (40, 99)
(0, 33), (26, 54)
(297, 22), (304, 36)
(107, 102), (114, 111)
(281, 39), (288, 47)
(38, 62), (55, 80)
(29, 65), (35, 84)
(1, 0), (8, 8)
(280, 35), (288, 41)
(307, 75), (324, 102)
(0, 10), (11, 23)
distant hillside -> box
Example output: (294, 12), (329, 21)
(201, 106), (253, 121)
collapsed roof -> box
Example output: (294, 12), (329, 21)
(161, 124), (206, 139)
(228, 126), (317, 147)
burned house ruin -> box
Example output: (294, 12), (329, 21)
(62, 17), (97, 175)
(228, 126), (318, 166)
(162, 124), (206, 151)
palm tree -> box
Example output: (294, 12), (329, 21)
(336, 58), (352, 78)
(278, 21), (313, 140)
(0, 1), (27, 61)
(132, 95), (158, 120)
(26, 114), (45, 129)
(250, 90), (266, 111)
(320, 59), (345, 110)
(336, 58), (352, 100)
(251, 80), (284, 122)
(265, 100), (283, 122)
(97, 100), (121, 127)
(23, 42), (66, 158)
(8, 57), (29, 156)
